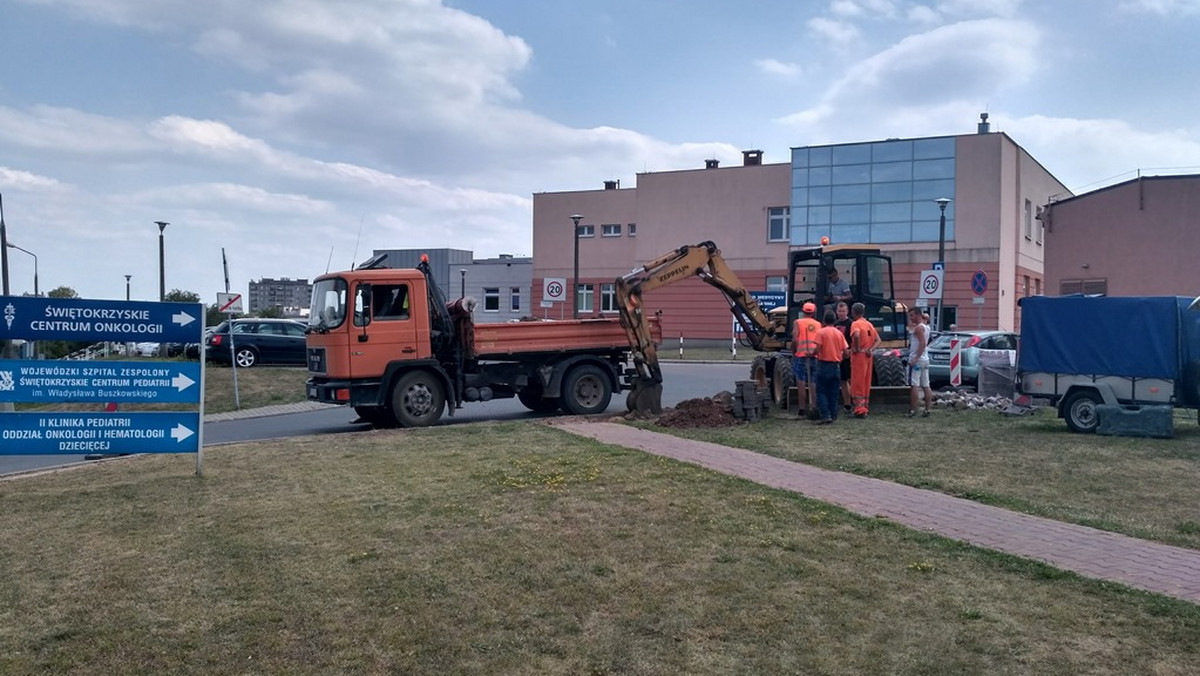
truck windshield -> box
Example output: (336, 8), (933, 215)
(309, 278), (348, 330)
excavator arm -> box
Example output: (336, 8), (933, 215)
(616, 240), (787, 414)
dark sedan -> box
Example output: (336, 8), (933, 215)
(206, 318), (308, 368)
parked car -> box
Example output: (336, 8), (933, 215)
(134, 342), (161, 357)
(926, 330), (1018, 386)
(205, 318), (308, 368)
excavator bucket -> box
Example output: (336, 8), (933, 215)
(627, 380), (664, 416)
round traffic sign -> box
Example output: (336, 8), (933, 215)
(922, 272), (941, 296)
(971, 270), (988, 296)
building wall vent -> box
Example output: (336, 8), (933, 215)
(705, 158), (720, 169)
(603, 179), (619, 190)
(978, 112), (991, 134)
(742, 150), (763, 166)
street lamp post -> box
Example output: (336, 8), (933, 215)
(125, 274), (132, 301)
(155, 220), (169, 302)
(934, 198), (952, 333)
(1, 192), (9, 297)
(6, 243), (38, 296)
(460, 269), (467, 298)
(570, 214), (583, 319)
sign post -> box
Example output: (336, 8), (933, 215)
(916, 268), (943, 327)
(949, 338), (962, 387)
(0, 297), (205, 473)
(542, 277), (566, 320)
(971, 270), (989, 329)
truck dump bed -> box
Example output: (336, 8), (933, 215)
(472, 317), (659, 359)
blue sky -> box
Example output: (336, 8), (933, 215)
(2, 0), (1198, 304)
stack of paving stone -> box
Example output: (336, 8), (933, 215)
(730, 380), (771, 421)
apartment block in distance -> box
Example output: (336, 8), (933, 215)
(248, 277), (313, 316)
(531, 115), (1069, 341)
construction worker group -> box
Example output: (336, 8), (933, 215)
(792, 300), (878, 424)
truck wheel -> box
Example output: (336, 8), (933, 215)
(773, 356), (796, 408)
(1063, 390), (1102, 434)
(518, 384), (560, 414)
(234, 346), (258, 368)
(390, 371), (445, 428)
(874, 352), (905, 387)
(560, 364), (612, 415)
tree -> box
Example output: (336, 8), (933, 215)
(164, 289), (200, 303)
(46, 285), (79, 299)
(257, 305), (284, 319)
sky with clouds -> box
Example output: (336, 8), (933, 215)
(2, 0), (1198, 305)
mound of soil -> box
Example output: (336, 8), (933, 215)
(656, 396), (739, 428)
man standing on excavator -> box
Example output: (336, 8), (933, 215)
(793, 302), (821, 417)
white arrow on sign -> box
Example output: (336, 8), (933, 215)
(171, 423), (195, 443)
(172, 373), (196, 391)
(172, 311), (196, 327)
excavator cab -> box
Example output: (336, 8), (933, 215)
(784, 245), (906, 346)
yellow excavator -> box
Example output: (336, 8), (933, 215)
(616, 240), (909, 415)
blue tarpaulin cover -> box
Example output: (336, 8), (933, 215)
(1018, 296), (1184, 380)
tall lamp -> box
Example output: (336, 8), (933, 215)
(570, 214), (583, 318)
(934, 198), (952, 332)
(155, 220), (169, 301)
(6, 243), (37, 296)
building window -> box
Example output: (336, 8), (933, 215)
(1023, 275), (1031, 297)
(510, 287), (521, 312)
(602, 223), (621, 237)
(1024, 199), (1032, 240)
(628, 223), (637, 237)
(766, 276), (787, 292)
(768, 207), (789, 242)
(1060, 279), (1108, 296)
(483, 287), (500, 312)
(1034, 278), (1041, 295)
(578, 284), (594, 313)
(600, 283), (617, 312)
(577, 224), (595, 238)
(1036, 208), (1044, 244)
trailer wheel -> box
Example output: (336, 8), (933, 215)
(518, 383), (560, 414)
(390, 371), (445, 428)
(560, 364), (612, 415)
(1063, 390), (1102, 434)
(773, 356), (796, 409)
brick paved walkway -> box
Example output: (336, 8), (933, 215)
(553, 421), (1200, 604)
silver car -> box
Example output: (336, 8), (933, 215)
(926, 330), (1018, 386)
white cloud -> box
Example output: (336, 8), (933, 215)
(1119, 0), (1200, 15)
(0, 166), (67, 191)
(808, 17), (862, 47)
(780, 19), (1039, 137)
(755, 58), (802, 79)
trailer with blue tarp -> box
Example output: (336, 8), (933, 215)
(1017, 295), (1200, 433)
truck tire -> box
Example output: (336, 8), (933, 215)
(518, 383), (560, 414)
(390, 371), (445, 428)
(874, 352), (905, 387)
(560, 364), (612, 415)
(234, 346), (258, 368)
(1062, 390), (1102, 434)
(773, 356), (796, 409)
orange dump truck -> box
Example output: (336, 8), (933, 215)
(304, 257), (659, 427)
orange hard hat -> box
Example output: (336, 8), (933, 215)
(803, 302), (816, 314)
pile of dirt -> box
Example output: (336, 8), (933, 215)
(656, 395), (739, 428)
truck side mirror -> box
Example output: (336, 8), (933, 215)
(355, 283), (372, 329)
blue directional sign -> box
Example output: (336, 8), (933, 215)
(1, 297), (203, 343)
(1, 412), (201, 455)
(750, 291), (786, 312)
(0, 360), (201, 404)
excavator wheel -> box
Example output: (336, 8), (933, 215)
(772, 356), (796, 409)
(874, 352), (906, 387)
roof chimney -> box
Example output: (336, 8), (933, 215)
(978, 112), (990, 134)
(705, 158), (720, 169)
(742, 150), (763, 166)
(603, 179), (619, 190)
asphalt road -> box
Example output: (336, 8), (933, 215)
(1, 361), (753, 475)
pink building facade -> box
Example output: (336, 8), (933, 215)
(531, 127), (1068, 341)
(1040, 175), (1200, 299)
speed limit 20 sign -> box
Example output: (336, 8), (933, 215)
(917, 269), (944, 300)
(543, 277), (567, 303)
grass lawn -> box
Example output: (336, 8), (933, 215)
(1, 422), (1198, 674)
(633, 407), (1200, 551)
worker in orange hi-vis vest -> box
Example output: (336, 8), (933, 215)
(792, 302), (822, 416)
(849, 302), (878, 418)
